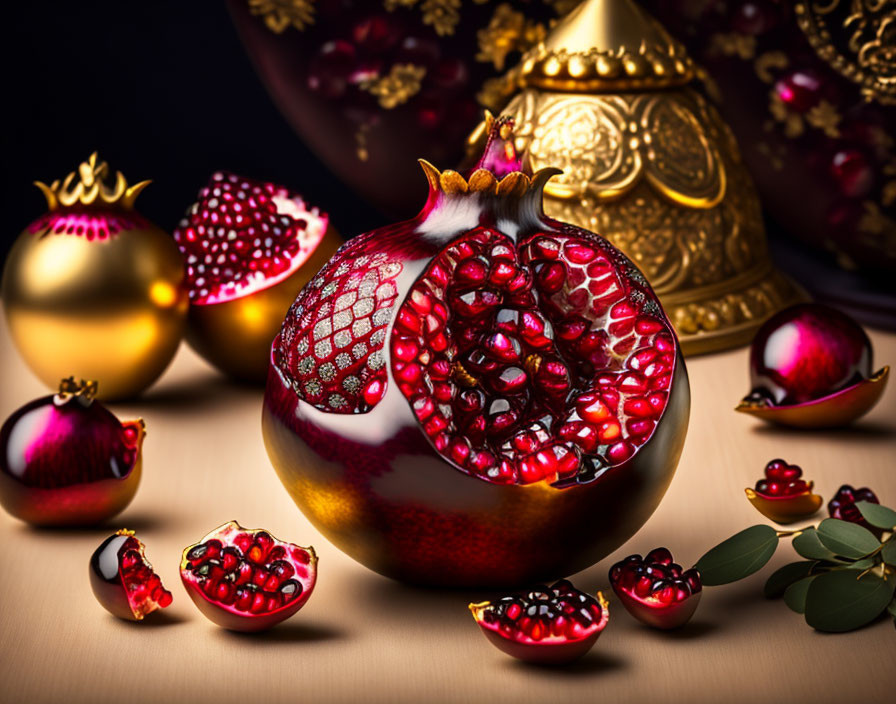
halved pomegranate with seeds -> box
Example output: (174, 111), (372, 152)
(180, 521), (317, 632)
(262, 116), (690, 587)
(736, 303), (889, 428)
(174, 172), (341, 382)
(89, 529), (172, 620)
(744, 459), (823, 524)
(469, 580), (609, 664)
(828, 485), (880, 533)
(609, 547), (701, 629)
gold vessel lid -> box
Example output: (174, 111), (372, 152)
(496, 0), (694, 95)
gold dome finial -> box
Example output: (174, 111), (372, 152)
(34, 153), (151, 211)
(493, 0), (694, 98)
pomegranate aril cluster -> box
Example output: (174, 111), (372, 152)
(481, 580), (606, 642)
(828, 485), (879, 528)
(277, 236), (402, 413)
(754, 459), (809, 497)
(610, 548), (701, 604)
(120, 536), (173, 609)
(184, 532), (302, 613)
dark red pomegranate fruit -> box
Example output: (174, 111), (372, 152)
(828, 485), (880, 533)
(737, 303), (889, 428)
(609, 547), (701, 629)
(0, 378), (144, 526)
(262, 117), (690, 587)
(744, 459), (822, 524)
(180, 521), (317, 632)
(469, 580), (609, 664)
(173, 172), (341, 382)
(89, 529), (172, 621)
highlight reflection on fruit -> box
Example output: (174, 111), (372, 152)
(744, 459), (823, 525)
(609, 547), (701, 630)
(180, 521), (317, 632)
(1, 154), (187, 399)
(89, 529), (172, 621)
(470, 580), (609, 664)
(0, 378), (145, 527)
(263, 116), (690, 587)
(737, 303), (889, 427)
(174, 173), (341, 382)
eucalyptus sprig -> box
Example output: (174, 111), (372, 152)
(694, 501), (896, 633)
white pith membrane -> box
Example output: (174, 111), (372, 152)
(274, 120), (678, 486)
(173, 172), (328, 305)
(472, 581), (609, 644)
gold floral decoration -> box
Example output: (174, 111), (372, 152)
(248, 0), (315, 33)
(768, 92), (804, 138)
(476, 4), (546, 70)
(754, 51), (789, 83)
(709, 32), (756, 60)
(421, 0), (462, 36)
(805, 100), (841, 137)
(361, 64), (427, 109)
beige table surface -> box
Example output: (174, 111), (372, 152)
(1, 322), (894, 704)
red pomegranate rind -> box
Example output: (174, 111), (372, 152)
(180, 521), (317, 632)
(470, 581), (609, 664)
(173, 172), (329, 305)
(275, 234), (405, 413)
(27, 211), (148, 241)
(389, 226), (675, 486)
(89, 530), (173, 621)
(609, 548), (701, 630)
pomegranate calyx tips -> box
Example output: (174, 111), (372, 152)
(54, 377), (98, 405)
(35, 153), (150, 211)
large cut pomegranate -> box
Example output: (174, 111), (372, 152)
(174, 173), (341, 382)
(89, 529), (172, 621)
(180, 521), (317, 632)
(0, 378), (145, 526)
(737, 303), (889, 428)
(609, 547), (701, 629)
(262, 117), (690, 587)
(469, 580), (609, 664)
(744, 459), (822, 525)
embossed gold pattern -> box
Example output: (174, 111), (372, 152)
(475, 0), (805, 355)
(248, 0), (315, 33)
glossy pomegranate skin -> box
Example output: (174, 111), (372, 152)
(0, 387), (143, 526)
(747, 303), (872, 406)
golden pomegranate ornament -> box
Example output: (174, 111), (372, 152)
(473, 0), (807, 354)
(173, 172), (341, 383)
(2, 154), (188, 399)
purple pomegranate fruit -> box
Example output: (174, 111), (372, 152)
(737, 303), (889, 428)
(262, 117), (690, 587)
(609, 547), (701, 629)
(744, 459), (822, 524)
(469, 580), (609, 664)
(180, 521), (317, 632)
(828, 485), (880, 533)
(89, 529), (172, 621)
(0, 378), (144, 526)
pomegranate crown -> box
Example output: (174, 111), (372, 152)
(419, 113), (559, 198)
(55, 377), (98, 403)
(34, 152), (151, 211)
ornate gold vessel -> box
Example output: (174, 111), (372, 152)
(472, 0), (806, 354)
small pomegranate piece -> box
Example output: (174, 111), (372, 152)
(0, 378), (144, 526)
(180, 521), (317, 632)
(174, 172), (341, 382)
(744, 459), (823, 524)
(89, 529), (172, 620)
(469, 580), (609, 664)
(737, 303), (889, 428)
(263, 116), (690, 587)
(828, 485), (880, 533)
(609, 547), (701, 629)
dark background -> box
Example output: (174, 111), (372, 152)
(2, 1), (381, 259)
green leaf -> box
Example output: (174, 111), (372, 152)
(804, 570), (896, 633)
(844, 558), (875, 570)
(882, 540), (896, 567)
(695, 525), (779, 586)
(856, 502), (896, 530)
(817, 518), (881, 559)
(764, 561), (817, 598)
(792, 528), (840, 561)
(783, 576), (816, 614)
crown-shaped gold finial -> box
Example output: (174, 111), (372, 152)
(34, 153), (151, 211)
